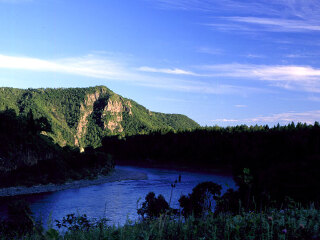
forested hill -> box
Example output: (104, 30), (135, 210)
(0, 86), (199, 148)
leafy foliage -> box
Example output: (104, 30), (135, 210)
(0, 86), (199, 148)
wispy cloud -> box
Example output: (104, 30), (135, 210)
(245, 54), (265, 59)
(4, 54), (316, 95)
(152, 0), (284, 16)
(138, 62), (320, 94)
(0, 53), (249, 95)
(284, 52), (320, 58)
(308, 96), (320, 102)
(137, 66), (197, 76)
(285, 54), (306, 58)
(216, 17), (320, 32)
(212, 119), (239, 123)
(196, 47), (223, 55)
(211, 110), (320, 125)
(0, 54), (134, 81)
(234, 105), (247, 108)
(153, 0), (320, 33)
(201, 64), (320, 93)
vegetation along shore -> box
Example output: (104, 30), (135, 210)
(0, 168), (147, 197)
(1, 86), (320, 239)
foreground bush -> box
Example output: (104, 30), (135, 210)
(2, 206), (320, 240)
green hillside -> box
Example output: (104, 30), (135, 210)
(0, 86), (199, 148)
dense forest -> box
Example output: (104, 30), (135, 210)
(100, 123), (320, 204)
(1, 86), (320, 206)
(1, 87), (320, 239)
(0, 86), (199, 149)
(0, 108), (113, 187)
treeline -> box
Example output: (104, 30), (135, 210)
(0, 108), (56, 172)
(0, 109), (113, 187)
(100, 122), (320, 204)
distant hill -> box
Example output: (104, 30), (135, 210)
(0, 86), (199, 148)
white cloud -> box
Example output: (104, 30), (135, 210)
(245, 54), (265, 58)
(6, 54), (316, 94)
(0, 53), (250, 95)
(0, 54), (141, 83)
(197, 47), (223, 55)
(247, 111), (320, 124)
(211, 110), (320, 125)
(152, 0), (284, 16)
(202, 64), (320, 93)
(234, 105), (247, 108)
(285, 54), (305, 58)
(221, 17), (320, 32)
(153, 0), (320, 33)
(211, 119), (239, 123)
(137, 66), (197, 76)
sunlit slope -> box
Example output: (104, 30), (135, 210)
(0, 86), (199, 148)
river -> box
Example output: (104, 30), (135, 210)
(0, 166), (236, 226)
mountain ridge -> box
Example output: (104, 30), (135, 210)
(0, 86), (199, 148)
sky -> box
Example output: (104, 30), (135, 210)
(0, 0), (320, 126)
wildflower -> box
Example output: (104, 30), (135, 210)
(282, 229), (287, 234)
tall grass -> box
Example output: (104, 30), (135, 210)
(3, 206), (320, 240)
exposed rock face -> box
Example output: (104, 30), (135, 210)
(0, 86), (199, 149)
(74, 90), (133, 145)
(103, 98), (124, 133)
(75, 90), (105, 146)
(106, 121), (123, 133)
(105, 99), (123, 113)
(75, 104), (91, 145)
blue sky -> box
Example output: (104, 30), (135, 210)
(1, 0), (320, 126)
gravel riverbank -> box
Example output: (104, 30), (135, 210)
(0, 168), (148, 197)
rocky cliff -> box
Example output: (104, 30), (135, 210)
(0, 86), (199, 148)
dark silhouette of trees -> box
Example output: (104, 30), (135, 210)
(179, 182), (222, 218)
(137, 192), (170, 220)
(0, 200), (35, 237)
(0, 109), (113, 187)
(35, 116), (52, 132)
(100, 122), (320, 204)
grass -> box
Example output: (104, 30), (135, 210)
(2, 206), (320, 240)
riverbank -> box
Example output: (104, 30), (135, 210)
(0, 168), (148, 197)
(115, 160), (233, 176)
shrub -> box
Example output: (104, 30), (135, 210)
(179, 181), (222, 218)
(137, 192), (170, 220)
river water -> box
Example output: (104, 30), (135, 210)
(0, 166), (236, 226)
